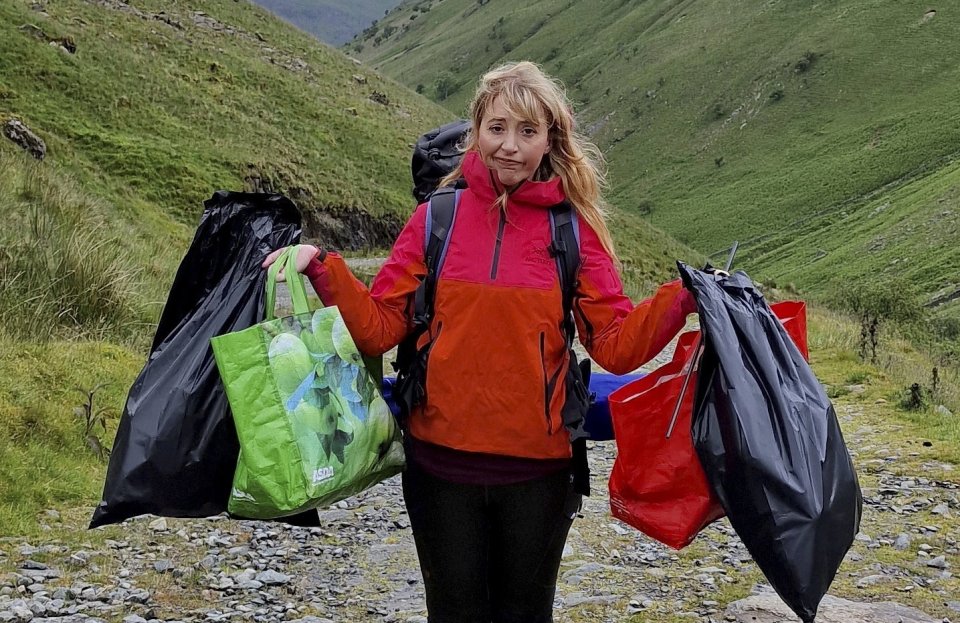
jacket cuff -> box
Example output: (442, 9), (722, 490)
(304, 250), (330, 281)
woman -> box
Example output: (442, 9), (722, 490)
(265, 61), (695, 623)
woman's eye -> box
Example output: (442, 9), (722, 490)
(488, 125), (503, 133)
(522, 127), (537, 136)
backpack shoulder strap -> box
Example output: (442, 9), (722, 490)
(392, 187), (461, 407)
(549, 201), (592, 497)
(413, 187), (460, 328)
(548, 200), (581, 346)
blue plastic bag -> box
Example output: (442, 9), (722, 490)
(381, 372), (641, 442)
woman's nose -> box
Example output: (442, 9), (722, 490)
(501, 131), (518, 152)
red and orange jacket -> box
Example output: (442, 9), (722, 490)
(306, 151), (693, 460)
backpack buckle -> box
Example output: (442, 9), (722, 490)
(548, 239), (566, 257)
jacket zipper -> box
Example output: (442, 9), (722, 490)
(428, 320), (443, 343)
(426, 321), (443, 357)
(422, 321), (443, 402)
(490, 206), (507, 280)
(540, 332), (551, 433)
(574, 295), (594, 349)
(540, 333), (566, 435)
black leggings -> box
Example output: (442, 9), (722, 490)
(401, 462), (581, 623)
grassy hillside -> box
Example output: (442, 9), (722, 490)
(0, 0), (700, 534)
(253, 0), (403, 46)
(1, 0), (696, 307)
(0, 336), (141, 535)
(1, 0), (452, 303)
(0, 150), (147, 343)
(353, 0), (960, 320)
(748, 157), (960, 324)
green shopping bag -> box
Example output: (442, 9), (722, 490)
(211, 246), (405, 519)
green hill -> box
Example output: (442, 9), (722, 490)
(0, 0), (456, 309)
(1, 0), (693, 314)
(0, 0), (696, 532)
(352, 0), (960, 321)
(252, 0), (403, 46)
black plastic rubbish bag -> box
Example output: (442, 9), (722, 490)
(679, 262), (862, 623)
(91, 191), (312, 528)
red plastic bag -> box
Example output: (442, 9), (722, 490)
(608, 300), (807, 549)
(770, 300), (808, 360)
(669, 301), (806, 362)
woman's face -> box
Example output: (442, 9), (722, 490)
(477, 96), (551, 188)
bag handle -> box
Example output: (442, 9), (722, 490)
(265, 246), (312, 320)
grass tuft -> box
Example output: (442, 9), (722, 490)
(0, 151), (145, 343)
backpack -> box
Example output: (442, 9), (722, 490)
(395, 123), (595, 496)
(411, 119), (471, 203)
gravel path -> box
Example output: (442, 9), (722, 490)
(2, 405), (957, 623)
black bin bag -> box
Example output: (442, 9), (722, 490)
(91, 191), (315, 528)
(679, 262), (862, 623)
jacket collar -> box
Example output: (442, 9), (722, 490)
(461, 150), (566, 207)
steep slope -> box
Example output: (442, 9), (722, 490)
(0, 0), (699, 528)
(353, 0), (960, 318)
(252, 0), (403, 46)
(1, 0), (695, 306)
(0, 0), (445, 524)
(1, 0), (453, 303)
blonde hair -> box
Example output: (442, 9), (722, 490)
(439, 61), (619, 264)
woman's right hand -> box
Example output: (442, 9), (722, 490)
(262, 245), (323, 281)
